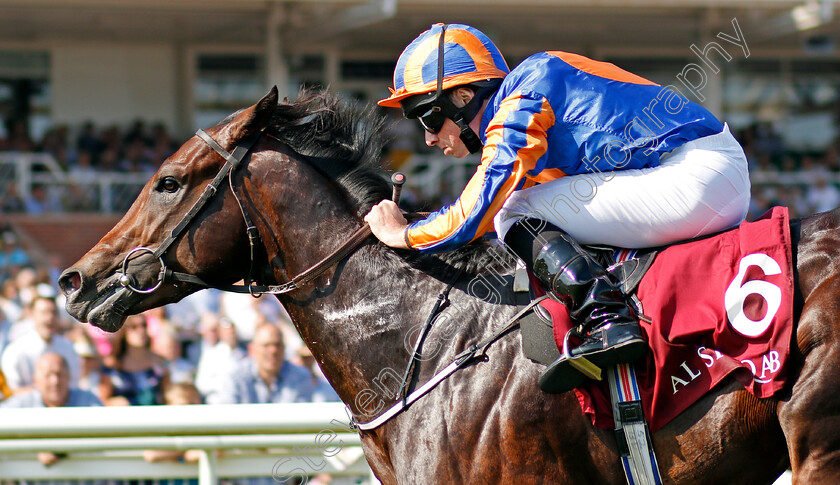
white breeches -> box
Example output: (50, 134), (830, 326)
(494, 123), (751, 248)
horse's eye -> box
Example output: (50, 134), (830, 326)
(159, 177), (180, 193)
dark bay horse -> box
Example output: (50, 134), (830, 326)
(60, 87), (840, 484)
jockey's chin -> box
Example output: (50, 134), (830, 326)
(443, 141), (471, 159)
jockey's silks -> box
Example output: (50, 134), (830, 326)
(406, 51), (724, 252)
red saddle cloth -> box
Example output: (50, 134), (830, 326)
(541, 206), (795, 432)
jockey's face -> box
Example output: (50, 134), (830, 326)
(422, 87), (486, 159)
(424, 119), (471, 158)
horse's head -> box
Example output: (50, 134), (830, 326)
(59, 88), (279, 332)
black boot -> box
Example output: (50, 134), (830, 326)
(504, 218), (647, 393)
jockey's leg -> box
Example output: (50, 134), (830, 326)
(493, 124), (750, 250)
(503, 218), (647, 393)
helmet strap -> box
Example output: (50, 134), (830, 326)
(453, 113), (484, 154)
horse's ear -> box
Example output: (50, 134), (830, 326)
(230, 86), (279, 139)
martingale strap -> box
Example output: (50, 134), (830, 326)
(353, 295), (548, 431)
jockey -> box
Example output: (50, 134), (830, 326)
(365, 23), (751, 392)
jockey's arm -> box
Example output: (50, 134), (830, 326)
(399, 93), (556, 253)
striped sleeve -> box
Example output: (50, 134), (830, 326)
(406, 93), (558, 252)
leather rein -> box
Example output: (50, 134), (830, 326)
(117, 128), (373, 296)
(117, 125), (536, 433)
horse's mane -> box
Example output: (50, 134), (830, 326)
(263, 90), (514, 277)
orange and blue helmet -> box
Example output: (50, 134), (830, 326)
(378, 23), (510, 109)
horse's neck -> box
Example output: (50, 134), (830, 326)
(248, 158), (518, 410)
(278, 244), (436, 403)
(246, 168), (413, 401)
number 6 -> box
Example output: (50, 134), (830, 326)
(724, 253), (782, 337)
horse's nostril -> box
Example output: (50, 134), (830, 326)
(59, 270), (83, 296)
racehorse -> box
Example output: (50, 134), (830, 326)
(59, 87), (839, 484)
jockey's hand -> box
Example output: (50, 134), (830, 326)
(365, 200), (410, 249)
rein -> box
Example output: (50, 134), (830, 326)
(118, 124), (525, 433)
(118, 128), (372, 296)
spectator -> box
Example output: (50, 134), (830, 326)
(73, 337), (104, 399)
(167, 289), (222, 345)
(195, 317), (246, 402)
(142, 382), (204, 478)
(152, 324), (196, 385)
(806, 175), (840, 213)
(142, 306), (171, 342)
(218, 289), (263, 343)
(6, 119), (35, 152)
(24, 183), (62, 214)
(76, 121), (102, 157)
(0, 182), (26, 213)
(296, 346), (340, 403)
(192, 312), (220, 363)
(0, 307), (12, 358)
(2, 352), (101, 408)
(0, 116), (7, 150)
(0, 278), (22, 325)
(97, 146), (120, 172)
(207, 322), (315, 404)
(0, 368), (11, 399)
(100, 314), (169, 406)
(13, 265), (42, 311)
(66, 149), (99, 211)
(0, 296), (80, 393)
(0, 229), (31, 273)
(1, 352), (101, 467)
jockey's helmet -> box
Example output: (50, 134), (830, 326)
(377, 23), (509, 110)
(378, 23), (509, 153)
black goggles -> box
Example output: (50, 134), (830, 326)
(414, 104), (448, 134)
(402, 92), (455, 135)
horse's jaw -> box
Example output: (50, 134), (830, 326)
(64, 274), (141, 332)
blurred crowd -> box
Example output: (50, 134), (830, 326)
(737, 123), (840, 220)
(0, 226), (343, 483)
(0, 118), (178, 175)
(0, 119), (180, 214)
(3, 116), (840, 219)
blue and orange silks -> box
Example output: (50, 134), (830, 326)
(405, 51), (724, 252)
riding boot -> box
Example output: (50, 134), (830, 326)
(504, 218), (648, 394)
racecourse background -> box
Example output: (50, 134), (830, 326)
(0, 1), (838, 482)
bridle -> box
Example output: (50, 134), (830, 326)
(117, 125), (535, 434)
(118, 127), (373, 296)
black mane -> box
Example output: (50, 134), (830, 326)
(268, 90), (391, 215)
(264, 90), (515, 278)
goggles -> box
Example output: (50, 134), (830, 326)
(417, 106), (447, 134)
(406, 100), (450, 134)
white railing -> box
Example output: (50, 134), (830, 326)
(397, 153), (480, 202)
(4, 148), (838, 217)
(0, 402), (375, 484)
(0, 152), (149, 214)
